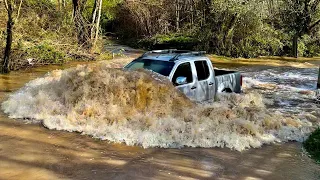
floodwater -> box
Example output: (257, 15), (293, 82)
(243, 67), (320, 114)
(0, 55), (319, 179)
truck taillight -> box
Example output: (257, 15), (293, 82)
(240, 75), (243, 86)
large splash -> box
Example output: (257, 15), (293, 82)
(1, 64), (316, 151)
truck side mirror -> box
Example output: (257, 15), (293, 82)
(176, 76), (187, 85)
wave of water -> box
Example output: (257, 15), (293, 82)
(1, 64), (318, 151)
(242, 67), (320, 116)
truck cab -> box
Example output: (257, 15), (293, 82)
(125, 50), (242, 102)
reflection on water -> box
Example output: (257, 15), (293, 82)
(0, 59), (319, 179)
(0, 62), (92, 99)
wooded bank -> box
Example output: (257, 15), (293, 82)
(1, 0), (320, 73)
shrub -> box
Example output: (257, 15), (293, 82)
(138, 34), (199, 50)
(96, 52), (113, 61)
(304, 128), (320, 163)
(26, 44), (66, 64)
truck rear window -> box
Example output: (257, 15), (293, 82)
(125, 59), (174, 76)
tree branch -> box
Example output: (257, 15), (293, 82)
(16, 0), (23, 21)
(311, 0), (320, 12)
(308, 18), (320, 32)
(4, 0), (9, 11)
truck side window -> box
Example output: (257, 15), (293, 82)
(172, 62), (193, 86)
(195, 61), (210, 81)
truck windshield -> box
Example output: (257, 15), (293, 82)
(124, 59), (174, 76)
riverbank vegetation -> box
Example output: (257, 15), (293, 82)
(304, 128), (320, 163)
(0, 0), (115, 72)
(1, 0), (320, 73)
(113, 0), (320, 58)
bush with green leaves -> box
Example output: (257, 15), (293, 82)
(304, 128), (320, 163)
(298, 33), (320, 57)
(26, 44), (66, 64)
(138, 34), (198, 50)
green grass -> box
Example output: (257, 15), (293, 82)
(26, 43), (66, 64)
(304, 128), (320, 164)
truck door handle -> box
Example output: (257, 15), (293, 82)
(209, 82), (214, 86)
(191, 86), (197, 90)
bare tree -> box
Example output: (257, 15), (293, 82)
(175, 0), (180, 32)
(2, 0), (22, 74)
(93, 0), (102, 48)
(72, 0), (90, 49)
(2, 0), (13, 73)
(90, 0), (102, 50)
(57, 0), (61, 11)
(90, 0), (98, 39)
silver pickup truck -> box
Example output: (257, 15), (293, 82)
(124, 50), (242, 102)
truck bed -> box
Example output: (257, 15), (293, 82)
(214, 69), (237, 76)
(214, 69), (242, 93)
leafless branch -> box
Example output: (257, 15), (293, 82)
(16, 0), (23, 21)
(311, 0), (320, 12)
(308, 18), (320, 32)
(4, 0), (9, 11)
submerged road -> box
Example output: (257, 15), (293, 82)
(0, 118), (319, 180)
(0, 53), (319, 180)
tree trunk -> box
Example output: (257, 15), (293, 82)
(292, 35), (298, 58)
(90, 0), (98, 40)
(190, 0), (194, 28)
(223, 13), (238, 48)
(16, 0), (23, 20)
(175, 0), (180, 32)
(92, 0), (102, 49)
(203, 0), (211, 23)
(2, 1), (13, 74)
(72, 0), (90, 48)
(57, 0), (61, 11)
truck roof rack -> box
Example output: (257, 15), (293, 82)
(141, 49), (187, 57)
(140, 49), (206, 61)
(169, 51), (206, 61)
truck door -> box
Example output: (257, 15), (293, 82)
(171, 62), (197, 101)
(194, 60), (214, 101)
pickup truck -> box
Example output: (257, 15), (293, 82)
(124, 50), (242, 102)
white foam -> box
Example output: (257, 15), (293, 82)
(1, 65), (316, 151)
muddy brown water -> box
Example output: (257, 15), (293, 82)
(0, 57), (319, 180)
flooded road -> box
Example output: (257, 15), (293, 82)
(0, 56), (319, 180)
(243, 67), (319, 115)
